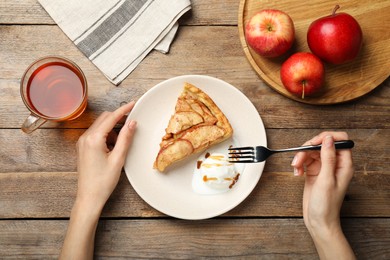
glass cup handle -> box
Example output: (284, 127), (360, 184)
(21, 114), (47, 134)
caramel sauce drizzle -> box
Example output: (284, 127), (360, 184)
(197, 160), (203, 169)
(203, 175), (218, 182)
(229, 173), (240, 189)
(198, 149), (240, 189)
(208, 155), (225, 160)
(202, 163), (223, 168)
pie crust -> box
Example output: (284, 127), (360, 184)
(153, 83), (233, 172)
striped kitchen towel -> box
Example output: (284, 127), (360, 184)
(38, 0), (192, 85)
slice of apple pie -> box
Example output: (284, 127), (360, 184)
(153, 83), (233, 172)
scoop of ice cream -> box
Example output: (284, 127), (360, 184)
(199, 153), (239, 191)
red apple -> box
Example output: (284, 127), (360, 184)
(245, 9), (295, 57)
(307, 5), (363, 64)
(280, 52), (325, 99)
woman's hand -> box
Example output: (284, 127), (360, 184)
(75, 101), (137, 212)
(291, 131), (355, 259)
(60, 102), (137, 260)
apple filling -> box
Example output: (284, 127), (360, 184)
(154, 83), (233, 172)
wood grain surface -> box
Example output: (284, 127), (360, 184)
(0, 219), (389, 259)
(0, 0), (389, 259)
(0, 26), (389, 129)
(238, 0), (390, 104)
(1, 169), (389, 219)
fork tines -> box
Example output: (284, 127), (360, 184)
(228, 146), (255, 163)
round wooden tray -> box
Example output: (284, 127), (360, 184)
(238, 0), (390, 105)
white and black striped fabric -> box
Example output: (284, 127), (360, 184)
(38, 0), (191, 85)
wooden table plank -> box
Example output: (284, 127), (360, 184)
(0, 0), (240, 26)
(1, 169), (388, 219)
(1, 129), (388, 173)
(0, 0), (54, 25)
(0, 25), (389, 129)
(2, 77), (389, 130)
(0, 218), (388, 259)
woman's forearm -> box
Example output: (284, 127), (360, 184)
(59, 200), (102, 260)
(309, 226), (355, 260)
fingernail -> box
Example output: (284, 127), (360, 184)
(128, 120), (137, 129)
(120, 100), (135, 107)
(291, 155), (298, 166)
(293, 167), (299, 176)
(324, 135), (334, 148)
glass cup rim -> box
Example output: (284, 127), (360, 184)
(20, 55), (88, 120)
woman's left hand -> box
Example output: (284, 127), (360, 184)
(75, 101), (137, 212)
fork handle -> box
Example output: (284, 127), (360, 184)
(275, 140), (354, 153)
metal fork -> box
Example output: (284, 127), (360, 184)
(228, 140), (354, 163)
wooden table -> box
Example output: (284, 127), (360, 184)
(1, 1), (389, 258)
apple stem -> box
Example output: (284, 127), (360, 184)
(302, 80), (306, 99)
(332, 5), (340, 16)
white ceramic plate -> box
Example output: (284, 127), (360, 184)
(124, 75), (266, 220)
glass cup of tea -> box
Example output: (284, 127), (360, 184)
(20, 56), (88, 134)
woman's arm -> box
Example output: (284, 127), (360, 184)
(59, 102), (137, 260)
(59, 199), (102, 259)
(292, 132), (355, 260)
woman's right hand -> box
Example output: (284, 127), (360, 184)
(291, 132), (355, 259)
